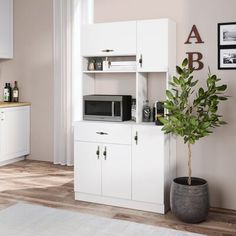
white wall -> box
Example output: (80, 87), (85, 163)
(0, 0), (54, 162)
(94, 0), (236, 210)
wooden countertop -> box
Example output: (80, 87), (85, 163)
(0, 102), (31, 108)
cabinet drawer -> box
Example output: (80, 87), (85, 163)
(74, 122), (132, 145)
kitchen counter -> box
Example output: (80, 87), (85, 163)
(0, 102), (31, 108)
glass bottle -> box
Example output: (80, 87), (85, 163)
(12, 81), (19, 102)
(142, 100), (151, 122)
(3, 83), (11, 102)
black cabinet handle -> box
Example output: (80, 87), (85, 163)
(101, 49), (114, 53)
(134, 131), (138, 145)
(103, 146), (107, 160)
(96, 146), (100, 159)
(139, 54), (143, 68)
(96, 132), (108, 135)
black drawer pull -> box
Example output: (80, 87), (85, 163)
(101, 49), (114, 52)
(96, 132), (108, 135)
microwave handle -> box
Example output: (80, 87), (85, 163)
(112, 101), (114, 117)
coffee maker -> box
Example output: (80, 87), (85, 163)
(153, 101), (164, 125)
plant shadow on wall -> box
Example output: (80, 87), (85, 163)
(159, 59), (228, 224)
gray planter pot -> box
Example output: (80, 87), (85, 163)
(170, 177), (209, 223)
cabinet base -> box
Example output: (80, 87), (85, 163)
(75, 192), (167, 214)
(0, 156), (25, 167)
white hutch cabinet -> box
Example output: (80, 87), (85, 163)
(0, 0), (13, 59)
(74, 19), (176, 214)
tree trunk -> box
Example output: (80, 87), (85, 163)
(187, 142), (192, 185)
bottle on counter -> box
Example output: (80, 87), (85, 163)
(142, 100), (151, 122)
(12, 81), (19, 102)
(3, 83), (12, 102)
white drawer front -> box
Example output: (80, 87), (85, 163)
(74, 122), (132, 145)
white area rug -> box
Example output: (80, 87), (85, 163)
(0, 203), (204, 236)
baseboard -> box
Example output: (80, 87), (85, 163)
(0, 156), (25, 166)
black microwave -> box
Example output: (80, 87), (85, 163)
(83, 95), (132, 121)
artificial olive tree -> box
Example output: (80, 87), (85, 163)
(159, 59), (228, 185)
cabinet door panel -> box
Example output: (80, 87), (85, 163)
(81, 21), (136, 56)
(102, 144), (131, 199)
(0, 0), (13, 58)
(0, 107), (30, 161)
(74, 142), (101, 195)
(132, 126), (164, 204)
(137, 19), (168, 72)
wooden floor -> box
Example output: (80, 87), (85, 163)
(0, 160), (235, 236)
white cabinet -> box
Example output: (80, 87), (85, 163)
(75, 142), (131, 199)
(137, 19), (175, 72)
(74, 142), (101, 195)
(75, 18), (176, 214)
(74, 121), (175, 214)
(132, 125), (165, 204)
(81, 21), (136, 56)
(74, 122), (132, 200)
(0, 0), (13, 58)
(102, 144), (131, 199)
(0, 106), (30, 163)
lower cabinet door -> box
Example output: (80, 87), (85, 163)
(101, 144), (131, 200)
(132, 126), (164, 204)
(0, 106), (30, 162)
(75, 141), (102, 195)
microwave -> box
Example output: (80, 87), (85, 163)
(83, 95), (132, 121)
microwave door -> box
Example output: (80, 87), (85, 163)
(84, 100), (114, 120)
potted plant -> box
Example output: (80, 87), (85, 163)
(159, 58), (228, 223)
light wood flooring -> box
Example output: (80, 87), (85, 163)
(0, 160), (235, 236)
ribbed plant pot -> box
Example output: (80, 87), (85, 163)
(170, 177), (209, 223)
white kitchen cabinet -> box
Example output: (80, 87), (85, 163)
(132, 125), (165, 204)
(74, 142), (102, 195)
(102, 144), (131, 199)
(0, 106), (30, 163)
(74, 121), (175, 214)
(74, 121), (132, 200)
(0, 0), (13, 58)
(75, 18), (176, 214)
(137, 19), (175, 72)
(81, 21), (136, 56)
(74, 142), (131, 199)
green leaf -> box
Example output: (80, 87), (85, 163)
(198, 88), (204, 96)
(218, 96), (228, 101)
(190, 80), (198, 87)
(176, 66), (183, 75)
(182, 58), (188, 67)
(173, 77), (180, 85)
(166, 90), (174, 100)
(217, 84), (227, 91)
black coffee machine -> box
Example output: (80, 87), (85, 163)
(153, 101), (164, 125)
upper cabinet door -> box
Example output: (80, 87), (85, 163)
(137, 19), (169, 72)
(81, 21), (136, 56)
(0, 0), (13, 59)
